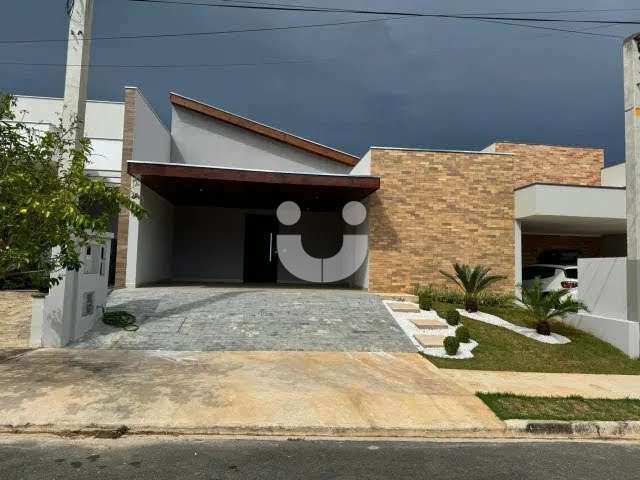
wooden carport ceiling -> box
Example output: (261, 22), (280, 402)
(128, 161), (380, 210)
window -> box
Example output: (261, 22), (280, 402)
(523, 266), (557, 280)
(564, 268), (578, 279)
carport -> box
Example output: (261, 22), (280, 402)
(123, 161), (379, 289)
(514, 183), (627, 285)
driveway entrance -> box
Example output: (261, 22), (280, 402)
(71, 286), (415, 352)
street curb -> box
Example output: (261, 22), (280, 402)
(0, 423), (505, 439)
(505, 420), (640, 439)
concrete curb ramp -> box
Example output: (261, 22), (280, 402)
(505, 419), (640, 439)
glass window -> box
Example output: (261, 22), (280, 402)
(564, 268), (578, 279)
(523, 266), (557, 280)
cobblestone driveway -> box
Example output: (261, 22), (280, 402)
(71, 286), (415, 352)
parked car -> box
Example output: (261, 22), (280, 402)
(522, 264), (578, 298)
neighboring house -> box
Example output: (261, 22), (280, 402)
(111, 87), (626, 295)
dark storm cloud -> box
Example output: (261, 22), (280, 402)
(1, 0), (638, 164)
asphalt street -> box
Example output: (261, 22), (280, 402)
(1, 435), (639, 479)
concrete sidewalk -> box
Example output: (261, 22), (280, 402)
(0, 349), (503, 437)
(442, 369), (640, 399)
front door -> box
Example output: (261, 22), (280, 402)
(244, 214), (278, 283)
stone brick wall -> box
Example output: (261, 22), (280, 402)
(494, 142), (603, 189)
(114, 88), (137, 289)
(0, 291), (33, 347)
(368, 149), (516, 293)
(522, 235), (603, 266)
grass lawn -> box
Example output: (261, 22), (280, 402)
(427, 303), (640, 375)
(478, 393), (640, 421)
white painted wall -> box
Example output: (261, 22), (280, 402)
(128, 184), (174, 287)
(40, 236), (113, 346)
(350, 150), (371, 175)
(12, 95), (124, 184)
(561, 257), (639, 358)
(170, 105), (351, 174)
(515, 184), (626, 220)
(131, 88), (171, 163)
(601, 163), (626, 187)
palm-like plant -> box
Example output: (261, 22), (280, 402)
(439, 263), (506, 312)
(520, 279), (587, 335)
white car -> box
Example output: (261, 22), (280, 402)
(522, 264), (578, 298)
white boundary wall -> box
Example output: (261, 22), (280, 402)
(563, 257), (639, 358)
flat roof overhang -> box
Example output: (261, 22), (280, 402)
(127, 161), (380, 210)
(515, 183), (627, 235)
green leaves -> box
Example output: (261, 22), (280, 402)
(520, 278), (588, 333)
(0, 93), (145, 290)
(440, 263), (507, 312)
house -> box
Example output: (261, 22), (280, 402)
(107, 87), (625, 296)
(11, 90), (627, 293)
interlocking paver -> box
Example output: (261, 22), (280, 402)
(71, 286), (416, 352)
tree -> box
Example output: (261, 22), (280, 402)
(520, 278), (587, 335)
(440, 263), (506, 312)
(0, 94), (144, 290)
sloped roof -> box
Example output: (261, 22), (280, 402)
(170, 93), (358, 167)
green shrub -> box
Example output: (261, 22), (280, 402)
(415, 284), (513, 308)
(443, 308), (461, 326)
(419, 294), (433, 311)
(455, 325), (471, 343)
(443, 336), (460, 356)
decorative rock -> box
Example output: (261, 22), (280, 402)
(411, 319), (449, 330)
(414, 335), (447, 348)
(388, 302), (420, 313)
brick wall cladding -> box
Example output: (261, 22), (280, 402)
(368, 150), (516, 293)
(114, 89), (137, 289)
(368, 143), (605, 294)
(0, 291), (33, 347)
(494, 143), (603, 188)
(522, 235), (603, 266)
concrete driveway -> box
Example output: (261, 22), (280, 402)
(71, 286), (415, 352)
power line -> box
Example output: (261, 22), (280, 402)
(0, 16), (401, 44)
(0, 58), (333, 68)
(0, 4), (627, 45)
(127, 0), (640, 25)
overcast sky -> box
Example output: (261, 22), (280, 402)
(2, 0), (640, 165)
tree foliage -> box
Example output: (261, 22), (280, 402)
(440, 263), (506, 312)
(0, 94), (144, 290)
(520, 278), (587, 335)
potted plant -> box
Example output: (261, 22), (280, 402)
(520, 279), (587, 335)
(440, 263), (505, 312)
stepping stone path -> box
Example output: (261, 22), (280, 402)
(414, 335), (447, 348)
(411, 319), (449, 331)
(388, 302), (420, 313)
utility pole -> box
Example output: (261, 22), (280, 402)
(624, 33), (640, 335)
(62, 0), (94, 151)
(42, 0), (95, 346)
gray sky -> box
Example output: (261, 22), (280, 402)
(2, 0), (639, 165)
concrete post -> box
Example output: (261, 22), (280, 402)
(624, 34), (640, 329)
(42, 0), (95, 346)
(62, 0), (94, 152)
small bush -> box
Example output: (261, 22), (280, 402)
(415, 285), (514, 308)
(443, 336), (460, 356)
(455, 325), (471, 343)
(443, 308), (460, 326)
(419, 294), (433, 311)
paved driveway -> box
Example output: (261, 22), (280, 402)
(71, 286), (415, 352)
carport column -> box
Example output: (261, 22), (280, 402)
(514, 220), (523, 299)
(624, 34), (640, 328)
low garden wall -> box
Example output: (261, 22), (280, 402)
(0, 290), (38, 348)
